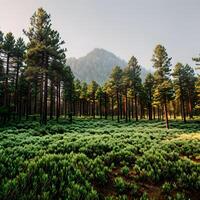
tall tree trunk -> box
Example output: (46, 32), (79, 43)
(164, 98), (169, 129)
(43, 55), (48, 124)
(153, 107), (156, 120)
(14, 61), (20, 119)
(39, 74), (43, 124)
(93, 96), (95, 119)
(131, 98), (134, 119)
(140, 100), (143, 119)
(157, 106), (160, 120)
(56, 83), (59, 122)
(58, 82), (61, 118)
(4, 54), (10, 107)
(128, 98), (131, 122)
(69, 93), (73, 123)
(79, 99), (82, 117)
(19, 91), (22, 121)
(34, 81), (38, 116)
(125, 88), (128, 123)
(120, 95), (123, 119)
(29, 86), (32, 116)
(104, 92), (107, 119)
(64, 99), (67, 118)
(172, 101), (176, 119)
(50, 80), (54, 120)
(117, 90), (120, 123)
(149, 90), (152, 120)
(181, 97), (186, 123)
(99, 96), (102, 119)
(111, 97), (114, 120)
(188, 94), (193, 119)
(135, 93), (138, 121)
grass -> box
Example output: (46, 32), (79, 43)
(0, 118), (199, 200)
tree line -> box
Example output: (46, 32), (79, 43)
(0, 8), (199, 128)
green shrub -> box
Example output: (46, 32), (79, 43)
(173, 192), (187, 200)
(162, 182), (173, 194)
(128, 182), (139, 195)
(114, 177), (126, 194)
(121, 166), (129, 176)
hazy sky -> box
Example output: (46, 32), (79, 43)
(0, 0), (199, 71)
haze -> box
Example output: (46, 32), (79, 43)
(0, 0), (199, 70)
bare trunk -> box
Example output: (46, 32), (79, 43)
(117, 90), (119, 123)
(164, 98), (169, 129)
(135, 93), (138, 121)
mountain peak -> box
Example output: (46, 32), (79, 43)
(66, 48), (147, 85)
(86, 48), (122, 60)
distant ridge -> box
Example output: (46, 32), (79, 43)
(67, 48), (148, 84)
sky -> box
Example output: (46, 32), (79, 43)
(0, 0), (200, 71)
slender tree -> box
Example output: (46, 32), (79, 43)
(2, 32), (15, 119)
(24, 8), (66, 124)
(87, 80), (99, 119)
(144, 73), (154, 120)
(108, 66), (123, 122)
(126, 56), (141, 121)
(172, 63), (188, 122)
(152, 44), (173, 129)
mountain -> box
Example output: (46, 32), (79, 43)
(66, 48), (148, 85)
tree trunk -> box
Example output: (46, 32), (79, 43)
(50, 80), (54, 120)
(153, 107), (156, 120)
(164, 98), (169, 129)
(111, 97), (114, 120)
(120, 95), (123, 119)
(181, 97), (186, 123)
(188, 94), (193, 119)
(117, 90), (120, 123)
(79, 99), (82, 117)
(14, 60), (20, 119)
(4, 54), (10, 107)
(34, 81), (38, 116)
(93, 96), (95, 119)
(135, 93), (138, 121)
(43, 55), (48, 124)
(172, 101), (176, 119)
(131, 98), (134, 119)
(104, 92), (107, 119)
(128, 98), (131, 122)
(149, 90), (152, 120)
(157, 106), (160, 120)
(125, 88), (128, 123)
(39, 74), (43, 124)
(56, 83), (60, 122)
(99, 96), (102, 119)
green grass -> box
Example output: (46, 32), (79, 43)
(0, 118), (200, 200)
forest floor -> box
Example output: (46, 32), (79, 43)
(0, 118), (200, 200)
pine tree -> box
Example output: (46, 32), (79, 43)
(96, 87), (104, 119)
(125, 56), (141, 121)
(74, 79), (82, 116)
(0, 30), (4, 108)
(195, 75), (200, 112)
(2, 32), (15, 114)
(144, 73), (154, 120)
(172, 63), (188, 122)
(62, 65), (74, 122)
(80, 81), (88, 116)
(152, 44), (173, 129)
(108, 66), (123, 122)
(87, 80), (99, 119)
(122, 67), (131, 122)
(14, 38), (26, 118)
(184, 64), (196, 118)
(24, 8), (67, 124)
